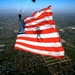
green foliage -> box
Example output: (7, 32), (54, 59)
(33, 66), (51, 75)
(64, 45), (75, 61)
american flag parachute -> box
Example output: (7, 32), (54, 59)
(14, 6), (64, 59)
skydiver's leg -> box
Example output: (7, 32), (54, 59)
(37, 34), (43, 42)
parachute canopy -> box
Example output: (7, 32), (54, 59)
(32, 0), (36, 2)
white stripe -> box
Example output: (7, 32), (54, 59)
(25, 24), (55, 31)
(15, 44), (64, 56)
(25, 9), (52, 21)
(48, 16), (53, 20)
(16, 39), (62, 47)
(18, 32), (60, 38)
(33, 10), (52, 18)
(25, 16), (52, 26)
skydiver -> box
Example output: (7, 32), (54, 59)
(18, 11), (22, 21)
(35, 27), (43, 42)
(32, 0), (36, 2)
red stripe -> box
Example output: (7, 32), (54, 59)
(32, 6), (51, 17)
(25, 20), (55, 28)
(32, 11), (38, 16)
(14, 46), (64, 59)
(42, 6), (51, 10)
(25, 28), (58, 34)
(15, 41), (64, 52)
(25, 12), (52, 23)
(17, 37), (60, 42)
(32, 11), (52, 17)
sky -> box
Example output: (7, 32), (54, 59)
(0, 0), (75, 14)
